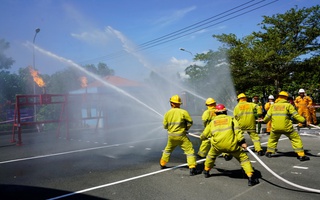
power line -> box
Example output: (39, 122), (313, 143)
(138, 0), (257, 48)
(137, 0), (279, 52)
(78, 0), (278, 64)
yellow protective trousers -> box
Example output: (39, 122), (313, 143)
(309, 106), (317, 124)
(204, 146), (254, 175)
(297, 107), (311, 126)
(266, 121), (272, 133)
(160, 135), (196, 168)
(243, 130), (262, 152)
(198, 139), (211, 157)
(267, 131), (304, 154)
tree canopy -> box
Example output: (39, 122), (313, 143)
(187, 5), (320, 99)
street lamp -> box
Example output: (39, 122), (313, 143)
(179, 48), (193, 56)
(32, 28), (40, 122)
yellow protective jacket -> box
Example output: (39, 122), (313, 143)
(200, 114), (244, 152)
(233, 101), (262, 130)
(202, 107), (216, 127)
(264, 102), (274, 112)
(163, 108), (193, 136)
(264, 99), (305, 133)
(294, 96), (312, 109)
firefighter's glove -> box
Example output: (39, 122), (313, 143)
(200, 134), (207, 141)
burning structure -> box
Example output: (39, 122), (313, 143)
(11, 73), (150, 146)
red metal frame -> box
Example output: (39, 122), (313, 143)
(11, 94), (68, 146)
(11, 93), (105, 146)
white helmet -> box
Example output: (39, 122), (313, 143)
(268, 95), (274, 99)
(298, 89), (305, 93)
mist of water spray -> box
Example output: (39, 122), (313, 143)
(107, 26), (206, 102)
(29, 42), (163, 119)
(108, 26), (236, 112)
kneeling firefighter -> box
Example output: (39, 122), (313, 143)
(200, 104), (259, 186)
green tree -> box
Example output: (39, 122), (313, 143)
(97, 62), (114, 76)
(0, 39), (14, 70)
(195, 5), (320, 98)
(46, 68), (81, 94)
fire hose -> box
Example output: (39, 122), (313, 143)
(187, 132), (320, 193)
(309, 124), (320, 130)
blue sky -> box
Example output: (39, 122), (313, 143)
(1, 0), (318, 81)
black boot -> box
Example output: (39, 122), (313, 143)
(265, 152), (272, 158)
(248, 175), (259, 186)
(223, 154), (233, 161)
(160, 164), (167, 169)
(257, 151), (265, 156)
(203, 170), (210, 178)
(297, 156), (310, 161)
(190, 168), (196, 176)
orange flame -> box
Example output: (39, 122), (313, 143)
(79, 76), (88, 88)
(29, 67), (46, 87)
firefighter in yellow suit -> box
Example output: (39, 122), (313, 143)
(160, 95), (197, 175)
(264, 95), (275, 134)
(200, 104), (259, 186)
(294, 89), (313, 127)
(197, 98), (216, 158)
(264, 91), (310, 161)
(233, 93), (264, 156)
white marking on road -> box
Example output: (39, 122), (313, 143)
(0, 137), (166, 165)
(47, 161), (193, 200)
(47, 139), (278, 199)
(293, 166), (308, 169)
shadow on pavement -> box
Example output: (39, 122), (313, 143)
(0, 184), (107, 200)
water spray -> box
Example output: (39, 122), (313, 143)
(187, 133), (320, 193)
(30, 42), (163, 119)
(108, 27), (207, 101)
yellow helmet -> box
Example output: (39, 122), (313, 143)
(237, 93), (246, 99)
(170, 95), (182, 104)
(205, 98), (216, 105)
(278, 91), (289, 97)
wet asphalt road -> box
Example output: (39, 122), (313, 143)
(1, 123), (320, 200)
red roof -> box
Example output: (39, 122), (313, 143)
(87, 75), (143, 88)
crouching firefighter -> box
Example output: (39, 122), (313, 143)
(200, 104), (259, 186)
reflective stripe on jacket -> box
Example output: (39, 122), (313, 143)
(163, 108), (193, 134)
(234, 101), (262, 130)
(200, 114), (244, 152)
(264, 99), (305, 133)
(202, 107), (216, 128)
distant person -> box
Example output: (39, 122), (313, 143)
(197, 98), (216, 158)
(309, 96), (317, 125)
(264, 91), (310, 161)
(264, 95), (275, 134)
(234, 93), (264, 156)
(252, 95), (263, 134)
(294, 89), (313, 128)
(200, 104), (259, 186)
(160, 95), (197, 176)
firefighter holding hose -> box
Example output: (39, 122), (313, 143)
(160, 95), (197, 176)
(233, 93), (265, 156)
(197, 97), (217, 158)
(264, 91), (310, 161)
(200, 104), (259, 186)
